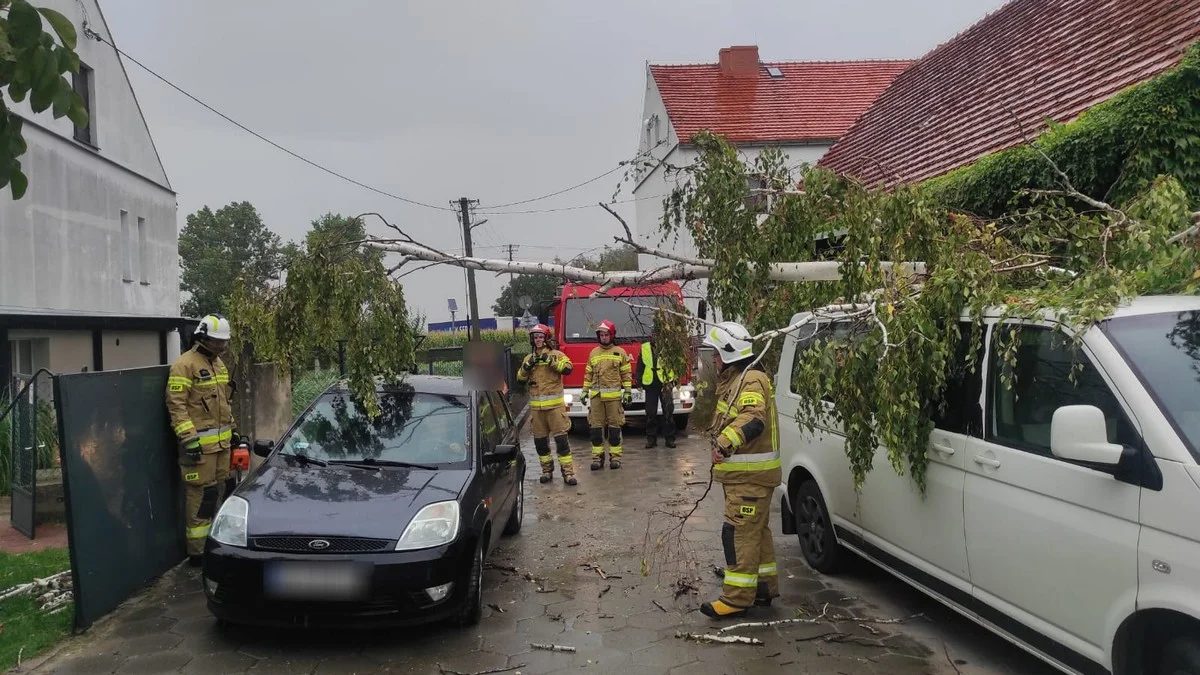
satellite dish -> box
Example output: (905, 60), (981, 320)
(518, 295), (533, 310)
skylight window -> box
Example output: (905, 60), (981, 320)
(766, 66), (784, 78)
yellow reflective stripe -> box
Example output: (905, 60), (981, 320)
(167, 376), (193, 388)
(195, 380), (221, 387)
(174, 421), (196, 435)
(715, 401), (732, 415)
(739, 392), (765, 407)
(722, 571), (759, 588)
(531, 397), (565, 408)
(187, 525), (211, 540)
(599, 391), (623, 400)
(591, 354), (624, 362)
(714, 458), (782, 472)
(758, 563), (778, 576)
(722, 427), (743, 449)
(198, 428), (233, 445)
(215, 374), (230, 383)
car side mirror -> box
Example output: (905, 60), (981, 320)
(486, 444), (518, 464)
(253, 439), (275, 458)
(1050, 405), (1124, 466)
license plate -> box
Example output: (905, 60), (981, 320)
(263, 561), (369, 601)
(631, 389), (645, 403)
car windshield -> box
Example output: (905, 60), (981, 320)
(1104, 310), (1200, 462)
(563, 295), (673, 342)
(279, 391), (470, 466)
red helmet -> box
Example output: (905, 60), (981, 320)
(596, 320), (616, 337)
(530, 323), (551, 337)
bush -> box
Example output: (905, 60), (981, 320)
(419, 329), (531, 354)
(291, 369), (338, 418)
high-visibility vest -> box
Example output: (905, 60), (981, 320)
(640, 342), (674, 386)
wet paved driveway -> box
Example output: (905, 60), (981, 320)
(30, 427), (1058, 674)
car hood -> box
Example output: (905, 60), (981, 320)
(238, 461), (471, 540)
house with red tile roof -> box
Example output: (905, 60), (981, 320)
(817, 0), (1200, 189)
(632, 45), (911, 315)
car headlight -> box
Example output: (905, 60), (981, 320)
(564, 393), (574, 405)
(396, 500), (460, 551)
(210, 496), (249, 547)
(679, 389), (693, 401)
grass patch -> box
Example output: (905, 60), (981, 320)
(0, 548), (73, 670)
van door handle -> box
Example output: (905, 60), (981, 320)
(931, 443), (956, 456)
(974, 455), (1001, 468)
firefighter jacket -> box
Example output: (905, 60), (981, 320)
(709, 364), (781, 488)
(518, 347), (572, 409)
(636, 341), (676, 388)
(583, 344), (632, 400)
(165, 345), (235, 453)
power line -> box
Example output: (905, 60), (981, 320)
(82, 25), (454, 212)
(476, 193), (669, 216)
(484, 165), (626, 209)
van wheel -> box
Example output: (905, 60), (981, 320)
(1161, 636), (1200, 675)
(795, 480), (842, 574)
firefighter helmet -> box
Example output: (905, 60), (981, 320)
(704, 321), (754, 364)
(596, 320), (616, 338)
(194, 314), (232, 341)
(530, 323), (551, 346)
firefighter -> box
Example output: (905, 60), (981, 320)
(165, 314), (239, 566)
(517, 324), (577, 486)
(701, 321), (781, 619)
(635, 333), (677, 449)
(581, 320), (632, 470)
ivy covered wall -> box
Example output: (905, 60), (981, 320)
(923, 42), (1200, 216)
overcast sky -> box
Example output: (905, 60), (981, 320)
(99, 0), (1007, 323)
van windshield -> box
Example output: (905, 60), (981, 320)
(1104, 311), (1200, 462)
(562, 296), (673, 342)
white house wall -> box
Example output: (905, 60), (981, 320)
(102, 330), (160, 370)
(0, 0), (179, 318)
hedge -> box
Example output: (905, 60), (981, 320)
(923, 42), (1200, 216)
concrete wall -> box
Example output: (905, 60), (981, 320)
(0, 0), (178, 318)
(102, 331), (161, 370)
(9, 329), (91, 373)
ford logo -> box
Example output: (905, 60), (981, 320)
(307, 539), (331, 550)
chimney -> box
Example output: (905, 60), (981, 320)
(718, 45), (760, 78)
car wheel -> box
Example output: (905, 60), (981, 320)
(1162, 635), (1200, 675)
(503, 476), (524, 536)
(795, 480), (842, 574)
(456, 541), (484, 628)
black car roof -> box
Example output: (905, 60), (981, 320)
(323, 375), (471, 398)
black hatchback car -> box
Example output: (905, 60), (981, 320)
(202, 376), (525, 628)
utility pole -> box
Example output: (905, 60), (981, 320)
(504, 244), (519, 334)
(456, 197), (482, 340)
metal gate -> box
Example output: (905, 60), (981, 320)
(6, 369), (53, 538)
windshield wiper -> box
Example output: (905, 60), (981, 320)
(329, 458), (438, 470)
(280, 453), (328, 467)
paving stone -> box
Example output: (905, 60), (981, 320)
(123, 605), (168, 621)
(113, 632), (184, 657)
(113, 616), (178, 640)
(44, 653), (124, 675)
(313, 654), (392, 674)
(115, 651), (192, 674)
(246, 657), (320, 675)
(181, 650), (256, 675)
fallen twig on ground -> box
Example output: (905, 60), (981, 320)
(677, 631), (764, 646)
(0, 571), (71, 603)
(487, 603), (505, 613)
(437, 664), (525, 675)
(652, 600), (669, 612)
(599, 585), (611, 598)
(858, 623), (881, 636)
(567, 541), (581, 548)
(531, 643), (576, 653)
(943, 640), (963, 675)
(484, 563), (519, 574)
(795, 631), (841, 643)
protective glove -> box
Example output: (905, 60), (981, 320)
(622, 389), (633, 405)
(183, 439), (202, 464)
(580, 388), (590, 401)
(522, 357), (535, 372)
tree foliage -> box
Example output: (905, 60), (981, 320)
(178, 202), (286, 317)
(569, 244), (638, 272)
(228, 214), (414, 415)
(662, 131), (1199, 492)
(1, 0), (90, 199)
(492, 274), (560, 317)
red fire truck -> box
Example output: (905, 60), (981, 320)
(545, 281), (696, 433)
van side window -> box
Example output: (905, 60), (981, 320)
(930, 322), (984, 435)
(790, 321), (855, 402)
(987, 324), (1139, 455)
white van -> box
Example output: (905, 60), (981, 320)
(774, 295), (1200, 675)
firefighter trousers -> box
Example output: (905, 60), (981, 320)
(180, 448), (231, 556)
(588, 397), (624, 461)
(719, 482), (779, 608)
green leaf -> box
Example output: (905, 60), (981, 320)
(51, 84), (70, 118)
(0, 25), (13, 60)
(6, 1), (42, 49)
(67, 92), (88, 128)
(36, 7), (76, 50)
(9, 167), (28, 199)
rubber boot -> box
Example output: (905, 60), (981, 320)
(535, 438), (554, 484)
(713, 569), (772, 606)
(700, 600), (747, 619)
(555, 436), (578, 486)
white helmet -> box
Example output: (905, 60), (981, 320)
(194, 314), (232, 341)
(704, 321), (754, 364)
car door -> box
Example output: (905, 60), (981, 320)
(488, 391), (519, 520)
(860, 322), (980, 595)
(476, 393), (510, 533)
(777, 320), (862, 535)
(963, 321), (1141, 668)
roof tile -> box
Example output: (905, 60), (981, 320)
(650, 60), (913, 145)
(817, 0), (1200, 187)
